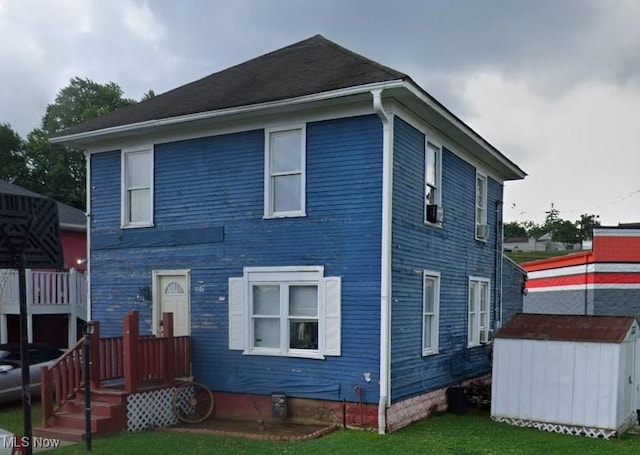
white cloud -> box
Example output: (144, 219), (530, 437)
(122, 0), (164, 43)
(458, 71), (640, 226)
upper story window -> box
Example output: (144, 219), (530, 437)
(475, 172), (488, 240)
(424, 141), (442, 224)
(122, 147), (153, 228)
(228, 266), (341, 359)
(422, 271), (440, 356)
(468, 277), (490, 347)
(264, 127), (306, 218)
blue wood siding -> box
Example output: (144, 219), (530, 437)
(390, 116), (502, 402)
(502, 257), (525, 324)
(89, 115), (383, 403)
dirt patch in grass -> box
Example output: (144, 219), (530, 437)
(161, 419), (338, 442)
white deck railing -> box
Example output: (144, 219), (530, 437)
(0, 268), (87, 311)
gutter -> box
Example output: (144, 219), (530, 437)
(59, 223), (87, 232)
(51, 80), (406, 147)
(51, 78), (524, 183)
(372, 88), (392, 435)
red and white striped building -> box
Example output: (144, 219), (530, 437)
(523, 228), (640, 316)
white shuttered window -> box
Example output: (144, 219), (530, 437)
(228, 266), (341, 359)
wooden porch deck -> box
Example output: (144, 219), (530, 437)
(0, 268), (87, 346)
(36, 310), (191, 442)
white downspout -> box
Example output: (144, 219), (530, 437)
(85, 150), (91, 322)
(372, 89), (392, 435)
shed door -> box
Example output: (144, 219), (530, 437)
(622, 341), (634, 418)
(155, 272), (190, 337)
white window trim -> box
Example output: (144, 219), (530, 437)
(422, 270), (440, 356)
(468, 276), (490, 347)
(229, 265), (342, 360)
(121, 146), (154, 228)
(475, 172), (488, 240)
(263, 125), (307, 219)
(424, 139), (443, 226)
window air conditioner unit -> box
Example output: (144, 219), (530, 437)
(476, 223), (489, 239)
(426, 204), (444, 223)
(480, 328), (494, 344)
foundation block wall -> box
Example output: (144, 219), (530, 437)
(387, 374), (490, 432)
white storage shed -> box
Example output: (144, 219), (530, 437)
(491, 314), (640, 438)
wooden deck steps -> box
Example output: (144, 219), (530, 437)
(34, 388), (129, 442)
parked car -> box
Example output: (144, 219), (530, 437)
(0, 343), (64, 404)
(0, 428), (14, 455)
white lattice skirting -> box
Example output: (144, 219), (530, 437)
(492, 415), (635, 439)
(127, 387), (180, 432)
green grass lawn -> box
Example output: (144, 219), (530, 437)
(3, 404), (640, 455)
(504, 250), (577, 264)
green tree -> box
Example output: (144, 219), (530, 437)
(577, 213), (601, 240)
(0, 123), (25, 182)
(41, 77), (136, 134)
(544, 203), (561, 229)
(141, 89), (156, 101)
(521, 220), (545, 239)
(504, 221), (527, 239)
(21, 128), (86, 208)
(551, 219), (581, 249)
(20, 77), (139, 209)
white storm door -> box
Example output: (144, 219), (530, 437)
(155, 271), (190, 337)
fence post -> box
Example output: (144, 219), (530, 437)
(124, 311), (139, 393)
(90, 321), (101, 389)
(162, 312), (175, 385)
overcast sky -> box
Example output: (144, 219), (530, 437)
(1, 0), (639, 226)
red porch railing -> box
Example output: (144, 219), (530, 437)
(40, 338), (85, 424)
(41, 310), (191, 427)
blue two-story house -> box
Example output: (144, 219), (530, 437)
(53, 35), (526, 432)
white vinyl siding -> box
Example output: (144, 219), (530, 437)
(228, 266), (341, 359)
(468, 277), (490, 347)
(122, 147), (153, 227)
(264, 127), (306, 218)
(422, 271), (440, 356)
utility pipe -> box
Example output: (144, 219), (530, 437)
(372, 89), (392, 435)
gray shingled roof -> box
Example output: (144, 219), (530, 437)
(0, 180), (86, 231)
(57, 35), (408, 137)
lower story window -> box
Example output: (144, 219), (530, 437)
(422, 271), (440, 356)
(228, 266), (341, 358)
(468, 277), (490, 347)
(252, 283), (319, 351)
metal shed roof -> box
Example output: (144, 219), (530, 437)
(496, 313), (637, 343)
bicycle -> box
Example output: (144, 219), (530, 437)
(172, 379), (214, 423)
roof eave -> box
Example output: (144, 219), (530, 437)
(51, 78), (526, 182)
(401, 80), (526, 181)
(51, 80), (407, 148)
(60, 223), (87, 232)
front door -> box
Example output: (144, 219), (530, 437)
(153, 270), (190, 336)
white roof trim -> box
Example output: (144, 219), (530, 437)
(51, 80), (406, 146)
(52, 78), (525, 180)
(402, 81), (526, 179)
